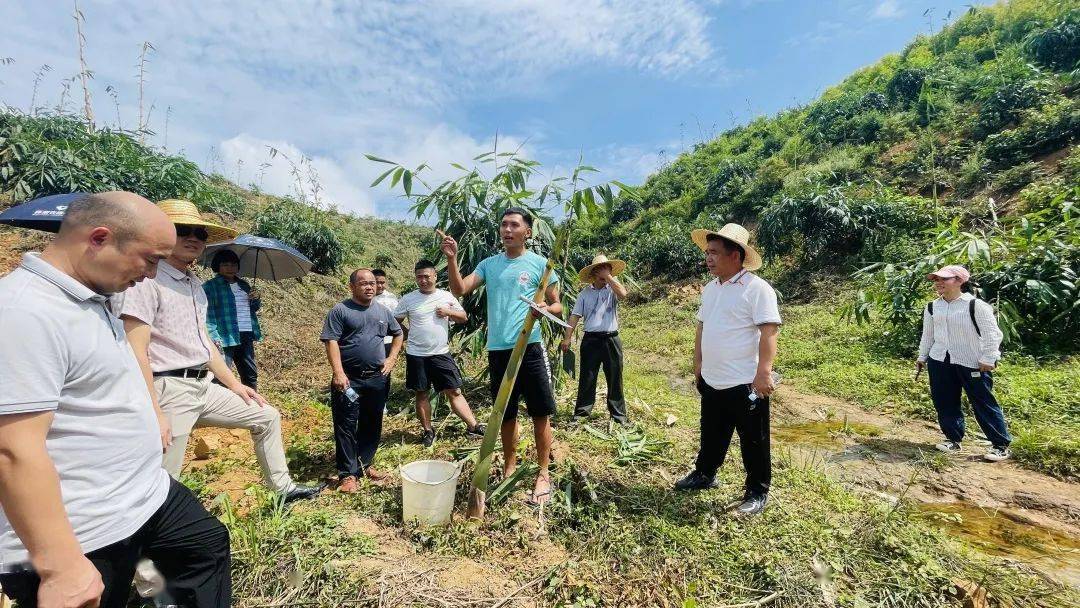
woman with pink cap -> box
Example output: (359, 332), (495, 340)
(916, 264), (1011, 462)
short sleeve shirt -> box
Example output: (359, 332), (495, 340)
(120, 262), (214, 371)
(374, 291), (399, 345)
(393, 289), (462, 357)
(475, 251), (558, 351)
(321, 299), (402, 375)
(696, 271), (782, 390)
(0, 254), (170, 564)
(571, 284), (619, 333)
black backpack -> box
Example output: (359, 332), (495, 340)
(926, 299), (981, 336)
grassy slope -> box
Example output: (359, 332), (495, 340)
(187, 295), (1075, 607)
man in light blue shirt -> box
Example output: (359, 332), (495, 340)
(441, 207), (562, 506)
(561, 254), (629, 424)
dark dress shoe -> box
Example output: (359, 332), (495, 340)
(674, 470), (717, 491)
(283, 482), (326, 503)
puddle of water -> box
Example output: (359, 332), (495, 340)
(918, 502), (1080, 586)
(773, 420), (883, 447)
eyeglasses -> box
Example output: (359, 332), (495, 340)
(176, 225), (209, 241)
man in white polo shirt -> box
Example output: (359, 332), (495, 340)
(674, 223), (781, 517)
(0, 192), (230, 608)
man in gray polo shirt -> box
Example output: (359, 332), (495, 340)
(560, 254), (629, 425)
(0, 192), (230, 608)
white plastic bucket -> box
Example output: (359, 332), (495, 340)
(400, 460), (460, 526)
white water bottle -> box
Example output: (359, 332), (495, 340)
(344, 386), (360, 403)
(134, 559), (166, 598)
(748, 371), (782, 403)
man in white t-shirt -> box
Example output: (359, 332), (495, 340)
(674, 224), (781, 517)
(0, 192), (230, 608)
(394, 260), (485, 448)
(373, 268), (399, 355)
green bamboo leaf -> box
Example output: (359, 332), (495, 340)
(370, 167), (395, 187)
(364, 153), (396, 164)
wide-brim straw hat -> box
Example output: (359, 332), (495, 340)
(690, 223), (763, 271)
(156, 199), (239, 244)
(578, 253), (627, 283)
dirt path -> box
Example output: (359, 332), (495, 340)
(768, 380), (1080, 586)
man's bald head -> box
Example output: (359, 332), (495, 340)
(58, 191), (169, 246)
(43, 191), (176, 295)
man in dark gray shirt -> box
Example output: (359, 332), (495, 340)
(560, 254), (629, 424)
(321, 268), (403, 492)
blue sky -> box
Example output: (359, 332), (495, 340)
(0, 0), (992, 219)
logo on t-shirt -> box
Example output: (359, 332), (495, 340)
(517, 271), (530, 286)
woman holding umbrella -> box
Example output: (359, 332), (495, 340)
(204, 249), (263, 390)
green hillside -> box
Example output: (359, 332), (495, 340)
(578, 0), (1079, 352)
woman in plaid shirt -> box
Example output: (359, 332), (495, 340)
(204, 250), (263, 389)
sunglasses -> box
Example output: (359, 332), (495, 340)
(176, 225), (209, 241)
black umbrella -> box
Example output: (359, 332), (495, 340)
(199, 234), (313, 282)
(0, 193), (86, 232)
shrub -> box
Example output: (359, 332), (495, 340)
(974, 80), (1049, 137)
(850, 197), (1080, 354)
(251, 198), (345, 274)
(1025, 11), (1080, 71)
(758, 186), (935, 265)
(0, 112), (244, 216)
(991, 161), (1044, 192)
(984, 99), (1080, 168)
(886, 68), (926, 107)
(622, 216), (703, 280)
(804, 93), (885, 146)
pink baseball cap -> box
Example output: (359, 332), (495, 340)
(927, 264), (970, 283)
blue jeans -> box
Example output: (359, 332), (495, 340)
(927, 355), (1011, 448)
(222, 331), (258, 390)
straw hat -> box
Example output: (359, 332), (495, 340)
(156, 199), (238, 244)
(578, 253), (627, 283)
(690, 223), (763, 271)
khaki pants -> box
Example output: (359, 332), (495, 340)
(155, 375), (294, 493)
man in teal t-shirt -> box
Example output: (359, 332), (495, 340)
(441, 207), (562, 506)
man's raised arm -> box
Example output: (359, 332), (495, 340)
(438, 230), (482, 297)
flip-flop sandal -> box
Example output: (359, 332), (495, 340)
(527, 480), (553, 507)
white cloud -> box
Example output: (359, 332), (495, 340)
(0, 0), (722, 218)
(871, 0), (904, 20)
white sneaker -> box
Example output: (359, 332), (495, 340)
(935, 440), (962, 454)
(984, 446), (1011, 462)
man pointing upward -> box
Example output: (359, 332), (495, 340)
(439, 208), (562, 506)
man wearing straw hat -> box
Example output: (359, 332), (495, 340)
(560, 254), (629, 425)
(121, 200), (324, 504)
(675, 223), (780, 517)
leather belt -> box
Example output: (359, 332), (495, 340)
(153, 367), (210, 380)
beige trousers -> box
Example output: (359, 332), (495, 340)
(155, 375), (294, 493)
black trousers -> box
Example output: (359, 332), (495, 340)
(222, 331), (258, 390)
(331, 373), (390, 478)
(574, 333), (627, 423)
(694, 378), (771, 497)
(0, 478), (230, 608)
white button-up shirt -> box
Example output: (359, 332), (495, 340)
(697, 270), (782, 390)
(917, 293), (1003, 368)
